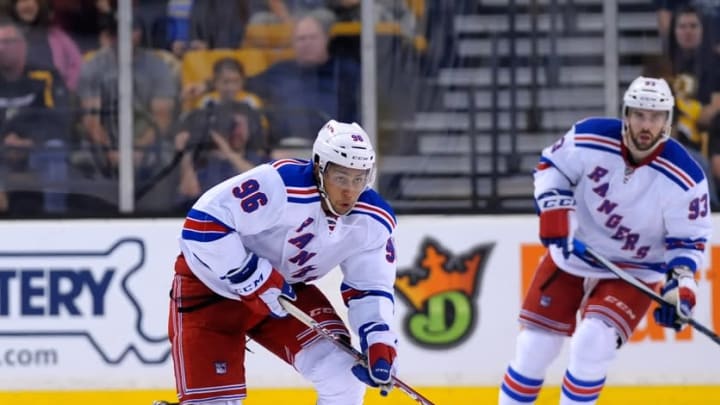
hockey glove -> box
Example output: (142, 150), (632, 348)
(351, 322), (397, 388)
(653, 265), (696, 331)
(223, 252), (296, 318)
(537, 189), (577, 259)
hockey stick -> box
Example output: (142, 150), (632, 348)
(278, 296), (436, 405)
(572, 240), (720, 346)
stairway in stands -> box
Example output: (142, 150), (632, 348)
(379, 0), (659, 212)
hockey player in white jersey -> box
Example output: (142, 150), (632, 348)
(167, 119), (399, 404)
(499, 76), (712, 404)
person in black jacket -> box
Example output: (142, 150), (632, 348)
(0, 18), (71, 215)
(246, 13), (360, 148)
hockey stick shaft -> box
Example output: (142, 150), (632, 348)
(573, 240), (720, 345)
(278, 297), (436, 405)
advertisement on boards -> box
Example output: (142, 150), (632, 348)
(0, 216), (719, 390)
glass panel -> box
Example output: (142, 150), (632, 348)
(376, 0), (670, 213)
(2, 1), (682, 217)
(654, 1), (720, 209)
(1, 0), (117, 217)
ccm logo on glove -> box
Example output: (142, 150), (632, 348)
(222, 252), (296, 318)
(541, 197), (576, 209)
(536, 190), (577, 259)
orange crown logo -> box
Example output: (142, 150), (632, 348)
(395, 239), (491, 310)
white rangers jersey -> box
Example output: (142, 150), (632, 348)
(535, 117), (712, 282)
(178, 158), (397, 335)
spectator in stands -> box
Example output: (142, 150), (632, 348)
(7, 0), (82, 91)
(0, 18), (71, 215)
(642, 53), (719, 209)
(666, 5), (720, 200)
(246, 13), (360, 147)
(48, 0), (113, 52)
(656, 0), (685, 48)
(174, 101), (267, 213)
(668, 6), (720, 126)
(166, 0), (192, 57)
(132, 0), (169, 49)
(181, 57), (267, 135)
(673, 74), (705, 151)
(75, 16), (178, 198)
(194, 57), (263, 111)
(187, 0), (249, 50)
(655, 0), (720, 54)
(674, 73), (720, 208)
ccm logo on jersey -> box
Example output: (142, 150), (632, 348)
(0, 239), (170, 365)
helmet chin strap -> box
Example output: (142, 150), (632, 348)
(317, 168), (344, 217)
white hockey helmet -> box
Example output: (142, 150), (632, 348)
(313, 119), (376, 176)
(622, 76), (675, 139)
(312, 120), (375, 216)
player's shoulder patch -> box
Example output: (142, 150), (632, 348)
(650, 139), (705, 190)
(271, 159), (320, 203)
(350, 190), (397, 234)
(573, 117), (622, 155)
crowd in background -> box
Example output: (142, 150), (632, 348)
(650, 0), (720, 209)
(2, 0), (720, 217)
(0, 0), (425, 217)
